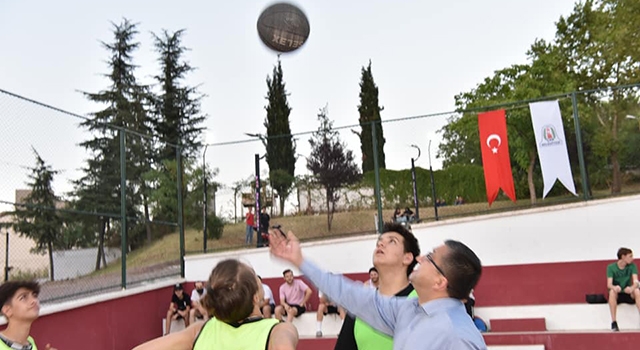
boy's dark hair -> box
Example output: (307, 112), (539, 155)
(282, 269), (293, 276)
(0, 280), (40, 310)
(203, 259), (258, 324)
(617, 247), (632, 259)
(441, 240), (482, 300)
(368, 267), (378, 274)
(381, 222), (421, 276)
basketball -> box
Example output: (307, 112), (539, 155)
(257, 2), (310, 53)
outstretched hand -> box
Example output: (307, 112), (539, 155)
(45, 344), (57, 350)
(269, 229), (304, 267)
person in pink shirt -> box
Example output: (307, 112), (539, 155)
(275, 269), (312, 322)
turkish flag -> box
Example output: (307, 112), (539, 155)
(478, 109), (516, 205)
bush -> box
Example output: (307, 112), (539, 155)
(207, 215), (225, 240)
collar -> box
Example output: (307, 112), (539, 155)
(417, 298), (463, 316)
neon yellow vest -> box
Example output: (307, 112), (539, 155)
(354, 290), (417, 350)
(193, 317), (279, 350)
(0, 336), (37, 350)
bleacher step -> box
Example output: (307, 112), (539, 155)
(490, 318), (546, 332)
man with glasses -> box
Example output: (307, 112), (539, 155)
(269, 231), (486, 350)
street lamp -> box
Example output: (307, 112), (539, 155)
(245, 133), (267, 247)
(428, 140), (439, 221)
(409, 145), (421, 222)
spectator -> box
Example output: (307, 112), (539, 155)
(363, 267), (379, 289)
(189, 281), (208, 324)
(133, 259), (298, 350)
(316, 291), (345, 337)
(334, 222), (420, 350)
(258, 275), (276, 318)
(245, 207), (255, 245)
(0, 280), (58, 350)
(607, 247), (640, 331)
(274, 269), (312, 323)
(455, 196), (465, 206)
(165, 283), (191, 335)
(258, 207), (271, 247)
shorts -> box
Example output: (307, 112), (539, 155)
(324, 305), (339, 315)
(284, 304), (306, 317)
(617, 292), (635, 304)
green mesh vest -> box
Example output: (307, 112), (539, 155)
(193, 317), (279, 350)
(0, 336), (37, 350)
(353, 289), (418, 350)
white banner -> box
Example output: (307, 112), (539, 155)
(529, 100), (577, 198)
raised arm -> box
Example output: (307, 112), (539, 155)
(269, 230), (401, 336)
(132, 321), (204, 350)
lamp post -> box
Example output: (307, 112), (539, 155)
(428, 140), (439, 221)
(202, 144), (209, 253)
(245, 133), (267, 247)
(409, 144), (421, 222)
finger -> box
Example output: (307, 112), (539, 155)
(286, 231), (298, 242)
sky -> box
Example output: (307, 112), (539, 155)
(0, 0), (578, 217)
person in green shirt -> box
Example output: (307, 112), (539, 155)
(0, 280), (57, 350)
(606, 247), (640, 331)
(133, 259), (298, 350)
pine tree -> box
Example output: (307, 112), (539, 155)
(307, 106), (361, 231)
(356, 60), (386, 173)
(12, 149), (62, 281)
(152, 29), (206, 162)
(264, 59), (296, 216)
(75, 19), (150, 264)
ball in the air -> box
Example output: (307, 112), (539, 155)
(257, 2), (310, 53)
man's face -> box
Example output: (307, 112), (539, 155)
(175, 289), (184, 298)
(284, 271), (294, 284)
(195, 282), (204, 290)
(369, 270), (379, 283)
(373, 232), (409, 269)
(2, 288), (40, 321)
(410, 245), (449, 293)
(623, 253), (634, 265)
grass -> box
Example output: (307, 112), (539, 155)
(95, 183), (640, 273)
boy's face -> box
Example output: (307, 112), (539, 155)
(2, 287), (40, 321)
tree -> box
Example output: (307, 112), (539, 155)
(75, 19), (150, 262)
(554, 0), (640, 193)
(152, 28), (206, 162)
(264, 58), (296, 216)
(307, 106), (361, 231)
(356, 60), (386, 173)
(12, 149), (63, 281)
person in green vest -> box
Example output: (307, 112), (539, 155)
(607, 247), (640, 331)
(0, 280), (57, 350)
(133, 259), (298, 350)
(334, 222), (420, 350)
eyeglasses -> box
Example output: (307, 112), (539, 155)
(426, 252), (446, 277)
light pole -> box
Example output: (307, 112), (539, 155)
(245, 133), (267, 247)
(428, 140), (439, 221)
(409, 145), (421, 222)
(202, 144), (210, 253)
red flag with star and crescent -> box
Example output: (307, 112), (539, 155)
(478, 109), (516, 205)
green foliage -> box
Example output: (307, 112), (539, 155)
(207, 215), (225, 240)
(362, 164), (486, 208)
(357, 60), (386, 173)
(264, 59), (296, 215)
(307, 106), (361, 230)
(152, 28), (206, 162)
(11, 149), (62, 281)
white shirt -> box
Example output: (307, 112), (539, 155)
(191, 288), (206, 303)
(262, 283), (275, 305)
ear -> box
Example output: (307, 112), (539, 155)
(1, 304), (11, 319)
(433, 275), (448, 293)
(402, 252), (414, 267)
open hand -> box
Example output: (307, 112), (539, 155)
(269, 230), (304, 267)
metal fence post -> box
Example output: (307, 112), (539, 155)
(119, 129), (127, 289)
(371, 121), (383, 233)
(571, 92), (591, 200)
(177, 147), (185, 278)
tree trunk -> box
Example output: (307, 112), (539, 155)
(95, 218), (106, 271)
(527, 149), (537, 204)
(280, 196), (286, 218)
(47, 241), (54, 281)
(306, 187), (312, 214)
(326, 188), (332, 231)
(233, 189), (238, 224)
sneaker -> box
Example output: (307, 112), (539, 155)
(315, 331), (323, 338)
(611, 321), (619, 331)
